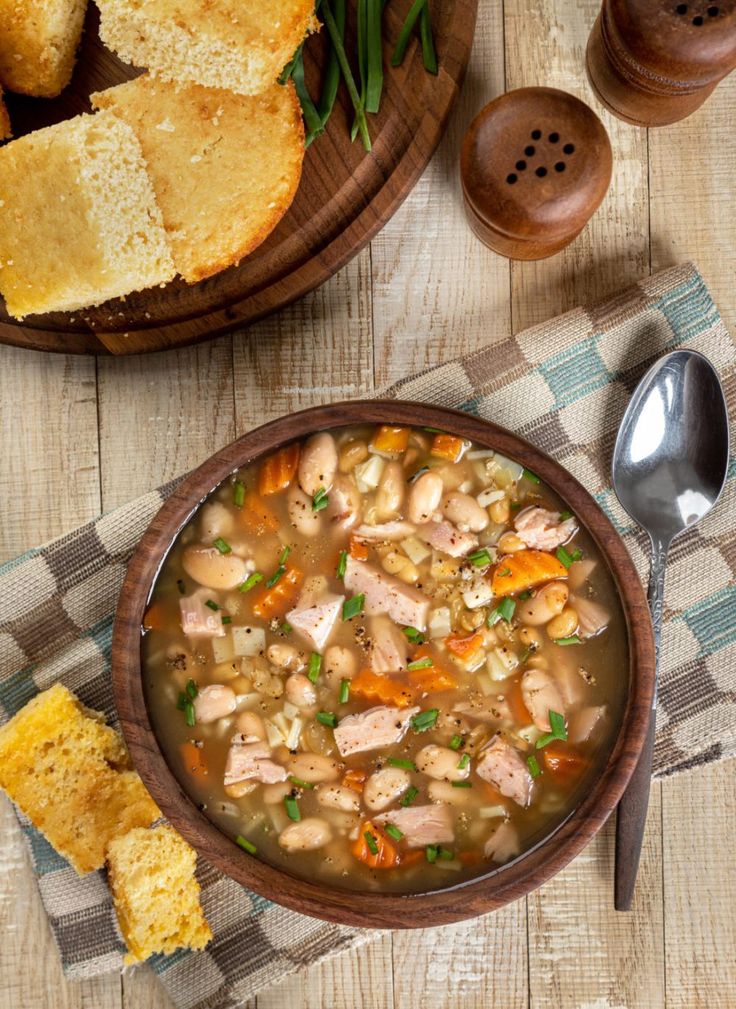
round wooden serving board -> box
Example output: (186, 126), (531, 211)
(0, 2), (478, 355)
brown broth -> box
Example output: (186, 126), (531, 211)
(142, 424), (628, 894)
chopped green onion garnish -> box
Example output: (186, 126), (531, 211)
(288, 775), (315, 790)
(176, 692), (187, 711)
(364, 830), (379, 855)
(458, 753), (470, 769)
(316, 711), (338, 728)
(425, 844), (438, 863)
(536, 709), (568, 749)
(572, 548), (583, 561)
(339, 679), (350, 704)
(496, 567), (512, 578)
(384, 823), (404, 842)
(449, 734), (463, 751)
(451, 780), (472, 788)
(342, 594), (365, 621)
(422, 426), (446, 434)
(438, 846), (454, 860)
(176, 578), (186, 595)
(266, 565), (286, 588)
(221, 615), (232, 624)
(402, 626), (425, 645)
(213, 537), (232, 555)
(185, 679), (198, 700)
(239, 571), (264, 593)
(559, 510), (573, 521)
(387, 757), (417, 771)
(407, 656), (433, 671)
(284, 795), (301, 821)
(554, 635), (581, 646)
(468, 548), (492, 567)
(312, 486), (329, 512)
(523, 468), (540, 484)
(518, 590), (531, 600)
(555, 546), (574, 569)
(411, 708), (439, 732)
(279, 545), (291, 565)
(184, 701), (196, 727)
(399, 786), (419, 807)
(234, 481), (245, 508)
(336, 550), (348, 579)
(307, 652), (322, 684)
(527, 754), (541, 778)
(205, 599), (219, 611)
(488, 597), (516, 626)
(235, 834), (256, 854)
(281, 622), (292, 634)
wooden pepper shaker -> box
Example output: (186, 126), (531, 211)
(587, 0), (736, 127)
(460, 87), (612, 261)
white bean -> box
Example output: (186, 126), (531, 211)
(375, 461), (406, 521)
(442, 492), (489, 532)
(285, 673), (317, 709)
(363, 766), (411, 812)
(193, 684), (236, 724)
(278, 817), (333, 852)
(518, 582), (569, 626)
(200, 500), (235, 542)
(288, 752), (342, 783)
(428, 779), (472, 805)
(299, 433), (338, 496)
(287, 484), (323, 538)
(416, 744), (470, 782)
(316, 784), (361, 812)
(407, 471), (444, 524)
(267, 643), (303, 670)
(235, 710), (266, 740)
(263, 781), (291, 804)
(182, 546), (248, 590)
(326, 476), (362, 530)
(324, 645), (357, 686)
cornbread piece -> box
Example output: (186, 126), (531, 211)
(0, 0), (87, 97)
(0, 112), (175, 319)
(96, 0), (315, 96)
(0, 88), (10, 139)
(92, 76), (304, 282)
(0, 684), (159, 874)
(107, 825), (213, 963)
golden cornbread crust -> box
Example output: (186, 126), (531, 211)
(0, 684), (159, 874)
(107, 825), (213, 963)
(93, 75), (305, 283)
(0, 0), (87, 97)
(96, 0), (316, 96)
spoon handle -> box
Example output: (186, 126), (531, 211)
(614, 536), (665, 911)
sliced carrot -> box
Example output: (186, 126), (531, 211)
(507, 677), (533, 727)
(542, 743), (589, 783)
(142, 601), (166, 631)
(399, 849), (425, 868)
(349, 534), (369, 561)
(370, 425), (410, 455)
(252, 566), (303, 619)
(343, 769), (367, 793)
(408, 645), (457, 693)
(430, 433), (468, 462)
(351, 669), (417, 708)
(445, 631), (484, 662)
(258, 443), (300, 496)
(491, 549), (567, 596)
(353, 820), (400, 869)
(180, 742), (208, 782)
(239, 490), (279, 535)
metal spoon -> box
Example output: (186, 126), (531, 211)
(611, 348), (729, 911)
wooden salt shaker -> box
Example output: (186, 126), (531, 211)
(460, 88), (612, 261)
(587, 0), (736, 127)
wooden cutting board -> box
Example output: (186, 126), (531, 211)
(0, 2), (477, 355)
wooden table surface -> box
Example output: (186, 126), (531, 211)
(1, 2), (734, 1007)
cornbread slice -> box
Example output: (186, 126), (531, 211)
(0, 0), (87, 97)
(92, 75), (304, 282)
(0, 111), (175, 319)
(96, 0), (316, 96)
(0, 684), (159, 874)
(107, 825), (213, 963)
(0, 88), (10, 140)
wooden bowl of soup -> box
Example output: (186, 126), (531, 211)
(112, 401), (655, 928)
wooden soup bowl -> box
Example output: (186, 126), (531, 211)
(113, 401), (655, 929)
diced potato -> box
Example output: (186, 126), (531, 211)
(428, 607), (452, 639)
(476, 487), (506, 508)
(401, 536), (432, 566)
(232, 625), (266, 657)
(486, 646), (519, 681)
(462, 579), (493, 610)
(480, 805), (508, 819)
(212, 634), (235, 664)
(430, 550), (462, 583)
(517, 724), (542, 746)
(264, 718), (285, 747)
(286, 717), (303, 750)
(354, 455), (385, 492)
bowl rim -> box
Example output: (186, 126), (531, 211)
(112, 399), (655, 929)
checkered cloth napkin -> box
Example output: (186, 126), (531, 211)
(1, 262), (734, 1008)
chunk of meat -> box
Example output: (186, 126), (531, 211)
(333, 704), (420, 757)
(514, 507), (578, 551)
(520, 668), (566, 731)
(179, 589), (225, 638)
(476, 735), (534, 808)
(369, 615), (409, 673)
(353, 520), (416, 541)
(571, 595), (610, 638)
(326, 476), (362, 530)
(416, 519), (478, 558)
(569, 705), (607, 744)
(286, 596), (343, 653)
(484, 821), (520, 863)
(374, 803), (454, 848)
(344, 556), (430, 630)
(224, 738), (287, 786)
